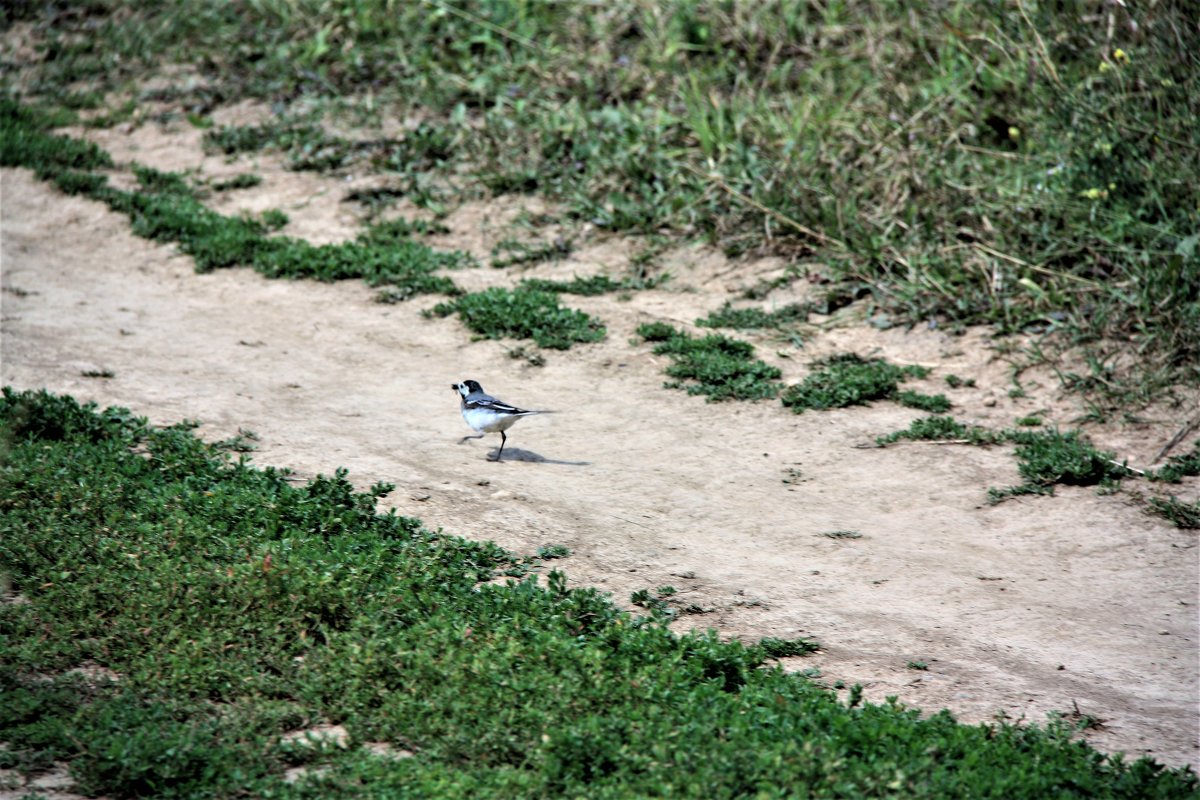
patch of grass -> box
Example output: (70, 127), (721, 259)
(907, 661), (929, 671)
(697, 301), (810, 330)
(876, 416), (1006, 447)
(357, 217), (452, 243)
(1147, 496), (1200, 529)
(895, 390), (952, 413)
(780, 354), (933, 413)
(0, 98), (113, 177)
(758, 637), (820, 659)
(1147, 443), (1200, 484)
(535, 544), (570, 560)
(429, 287), (605, 350)
(988, 429), (1132, 504)
(520, 273), (666, 296)
(490, 237), (573, 269)
(1, 388), (1197, 796)
(203, 120), (370, 172)
(1016, 416), (1045, 427)
(944, 374), (977, 389)
(636, 323), (782, 402)
(211, 173), (263, 191)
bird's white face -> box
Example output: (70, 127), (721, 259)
(452, 380), (482, 399)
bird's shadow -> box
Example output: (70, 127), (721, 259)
(486, 446), (590, 466)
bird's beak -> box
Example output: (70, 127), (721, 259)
(450, 383), (459, 392)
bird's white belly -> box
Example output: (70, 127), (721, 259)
(462, 407), (519, 433)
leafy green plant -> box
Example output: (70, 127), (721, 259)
(520, 274), (666, 296)
(698, 302), (810, 330)
(1, 388), (1197, 796)
(876, 416), (1006, 447)
(758, 637), (820, 658)
(636, 323), (782, 401)
(989, 429), (1133, 503)
(781, 354), (933, 413)
(430, 287), (606, 350)
(1147, 496), (1200, 530)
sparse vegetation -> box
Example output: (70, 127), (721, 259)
(636, 323), (782, 402)
(430, 287), (606, 351)
(781, 354), (937, 413)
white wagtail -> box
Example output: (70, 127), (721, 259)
(452, 379), (550, 462)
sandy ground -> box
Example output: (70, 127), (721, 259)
(1, 111), (1198, 778)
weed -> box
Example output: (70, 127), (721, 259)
(907, 661), (929, 671)
(988, 429), (1132, 504)
(506, 345), (546, 368)
(211, 173), (263, 191)
(697, 301), (810, 330)
(895, 391), (952, 413)
(80, 369), (114, 379)
(1147, 443), (1200, 484)
(781, 354), (933, 413)
(818, 530), (863, 540)
(1147, 496), (1200, 530)
(636, 323), (782, 402)
(535, 545), (570, 560)
(430, 287), (605, 350)
(1016, 416), (1045, 427)
(520, 274), (666, 296)
(758, 637), (820, 658)
(875, 416), (1006, 447)
(357, 217), (452, 243)
(945, 375), (977, 389)
(490, 237), (573, 269)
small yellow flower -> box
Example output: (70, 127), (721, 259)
(1113, 48), (1129, 63)
(1008, 126), (1021, 141)
(1079, 188), (1109, 200)
(1099, 61), (1112, 73)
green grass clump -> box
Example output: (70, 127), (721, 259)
(1147, 496), (1200, 530)
(876, 416), (1006, 447)
(697, 301), (810, 330)
(491, 238), (573, 269)
(204, 120), (366, 171)
(1147, 443), (1200, 484)
(520, 274), (666, 296)
(989, 429), (1132, 504)
(637, 323), (782, 402)
(895, 390), (952, 413)
(211, 173), (263, 191)
(3, 388), (1197, 796)
(781, 354), (935, 413)
(757, 637), (820, 659)
(430, 287), (605, 350)
(0, 98), (112, 177)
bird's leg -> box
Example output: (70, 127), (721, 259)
(493, 430), (507, 462)
(459, 433), (486, 444)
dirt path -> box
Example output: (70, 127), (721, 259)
(2, 122), (1197, 769)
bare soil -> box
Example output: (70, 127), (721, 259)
(2, 112), (1197, 774)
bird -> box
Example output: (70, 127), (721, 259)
(452, 379), (550, 462)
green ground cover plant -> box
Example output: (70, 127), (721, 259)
(781, 354), (945, 413)
(636, 322), (782, 402)
(2, 388), (1196, 797)
(698, 301), (811, 331)
(430, 287), (606, 350)
(875, 416), (1149, 505)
